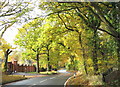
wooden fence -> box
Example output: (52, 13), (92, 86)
(7, 61), (36, 73)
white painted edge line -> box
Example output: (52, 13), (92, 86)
(64, 75), (74, 87)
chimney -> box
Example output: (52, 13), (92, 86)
(14, 60), (17, 65)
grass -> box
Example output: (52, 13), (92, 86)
(40, 71), (58, 75)
(27, 70), (58, 75)
(2, 75), (27, 85)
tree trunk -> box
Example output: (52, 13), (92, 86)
(78, 32), (88, 75)
(4, 49), (12, 73)
(116, 40), (120, 68)
(56, 53), (60, 70)
(70, 55), (75, 70)
(92, 29), (99, 74)
(100, 51), (108, 69)
(47, 49), (50, 71)
(4, 52), (8, 72)
(36, 53), (40, 73)
(47, 57), (50, 71)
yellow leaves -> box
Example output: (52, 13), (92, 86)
(0, 38), (14, 52)
(23, 23), (30, 29)
(100, 41), (103, 45)
(86, 58), (93, 64)
(18, 28), (26, 33)
(44, 23), (51, 29)
(24, 2), (32, 4)
(8, 16), (17, 20)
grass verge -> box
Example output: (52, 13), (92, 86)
(2, 75), (27, 85)
(40, 71), (58, 75)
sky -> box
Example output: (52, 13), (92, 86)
(2, 25), (19, 46)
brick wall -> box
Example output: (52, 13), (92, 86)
(7, 61), (36, 73)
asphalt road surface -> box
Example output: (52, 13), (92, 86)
(3, 70), (73, 87)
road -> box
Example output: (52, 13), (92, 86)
(3, 70), (73, 87)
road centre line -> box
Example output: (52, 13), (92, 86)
(49, 77), (56, 79)
(29, 79), (48, 87)
(40, 79), (48, 83)
(29, 76), (57, 86)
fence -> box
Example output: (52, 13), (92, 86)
(7, 61), (36, 73)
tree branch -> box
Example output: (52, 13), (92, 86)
(8, 50), (12, 55)
(57, 13), (75, 31)
(98, 28), (119, 39)
(58, 42), (70, 49)
(47, 7), (77, 16)
(0, 1), (29, 17)
(6, 49), (10, 54)
(91, 3), (119, 38)
(6, 49), (12, 55)
(32, 49), (36, 52)
(58, 43), (66, 48)
(76, 7), (88, 23)
(0, 22), (14, 38)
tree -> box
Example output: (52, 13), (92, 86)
(0, 38), (14, 72)
(90, 2), (120, 69)
(39, 2), (119, 74)
(14, 2), (119, 76)
(15, 18), (44, 73)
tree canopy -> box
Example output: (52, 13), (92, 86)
(1, 1), (119, 78)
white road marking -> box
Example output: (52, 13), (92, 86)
(40, 79), (47, 83)
(50, 77), (56, 79)
(29, 84), (36, 87)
